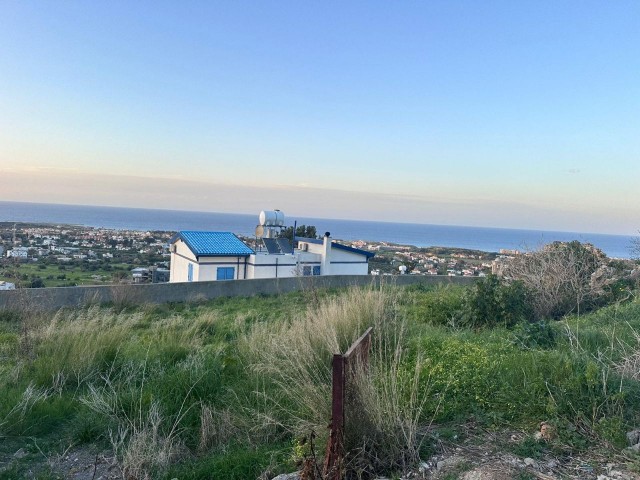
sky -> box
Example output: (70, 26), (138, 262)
(0, 1), (638, 235)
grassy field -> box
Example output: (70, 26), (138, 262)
(1, 282), (640, 479)
(0, 261), (133, 288)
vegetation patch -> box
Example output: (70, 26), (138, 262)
(2, 275), (640, 478)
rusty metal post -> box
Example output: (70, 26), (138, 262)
(323, 327), (373, 479)
(323, 353), (345, 479)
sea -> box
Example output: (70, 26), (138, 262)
(0, 201), (636, 259)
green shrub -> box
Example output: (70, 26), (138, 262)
(511, 320), (557, 349)
(461, 275), (534, 328)
(164, 443), (290, 480)
(405, 284), (466, 326)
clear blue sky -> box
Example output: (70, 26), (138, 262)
(1, 1), (638, 234)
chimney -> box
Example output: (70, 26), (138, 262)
(321, 232), (331, 275)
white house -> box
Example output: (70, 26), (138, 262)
(7, 247), (28, 259)
(169, 230), (374, 283)
(0, 281), (16, 290)
(169, 231), (255, 282)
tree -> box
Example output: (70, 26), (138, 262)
(279, 225), (318, 242)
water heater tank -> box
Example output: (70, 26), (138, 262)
(259, 210), (285, 226)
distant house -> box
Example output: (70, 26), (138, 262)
(169, 229), (374, 283)
(0, 281), (16, 291)
(131, 267), (150, 284)
(169, 231), (255, 283)
(7, 247), (28, 258)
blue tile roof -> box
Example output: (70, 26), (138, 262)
(172, 231), (254, 257)
(296, 237), (375, 259)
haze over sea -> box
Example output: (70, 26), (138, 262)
(0, 201), (635, 259)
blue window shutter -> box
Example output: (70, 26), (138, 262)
(188, 263), (193, 282)
(217, 267), (235, 280)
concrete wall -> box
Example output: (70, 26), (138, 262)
(0, 275), (478, 312)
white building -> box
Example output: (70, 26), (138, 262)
(169, 230), (374, 283)
(7, 247), (28, 258)
(0, 281), (16, 290)
(169, 231), (254, 282)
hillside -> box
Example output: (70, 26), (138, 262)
(2, 281), (640, 479)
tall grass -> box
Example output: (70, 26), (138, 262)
(2, 286), (640, 478)
(242, 285), (433, 477)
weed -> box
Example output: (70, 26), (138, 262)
(510, 436), (546, 459)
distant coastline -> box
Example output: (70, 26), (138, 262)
(0, 201), (635, 258)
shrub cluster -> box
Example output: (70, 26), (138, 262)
(408, 275), (534, 329)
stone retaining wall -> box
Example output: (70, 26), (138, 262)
(0, 275), (477, 311)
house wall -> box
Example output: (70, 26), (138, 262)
(247, 253), (299, 279)
(297, 240), (369, 276)
(170, 240), (248, 282)
(329, 248), (370, 275)
(172, 238), (370, 282)
(170, 239), (197, 283)
(196, 256), (248, 281)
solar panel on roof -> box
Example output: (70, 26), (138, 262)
(262, 238), (282, 254)
(276, 238), (294, 254)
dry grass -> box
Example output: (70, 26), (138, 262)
(241, 285), (432, 478)
(80, 357), (196, 479)
(198, 405), (239, 452)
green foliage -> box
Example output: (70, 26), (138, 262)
(164, 443), (290, 480)
(2, 285), (640, 477)
(511, 320), (557, 349)
(595, 416), (627, 448)
(461, 275), (534, 328)
(279, 224), (318, 241)
(405, 284), (466, 326)
(30, 277), (45, 288)
(510, 436), (546, 459)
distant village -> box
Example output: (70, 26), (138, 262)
(0, 221), (499, 290)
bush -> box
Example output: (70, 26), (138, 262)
(511, 320), (557, 349)
(501, 241), (609, 318)
(461, 275), (534, 328)
(405, 284), (466, 326)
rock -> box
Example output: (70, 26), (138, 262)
(597, 476), (611, 480)
(271, 474), (300, 480)
(629, 443), (640, 452)
(418, 461), (430, 473)
(523, 457), (536, 466)
(436, 455), (464, 471)
(627, 429), (640, 446)
(13, 448), (27, 459)
(546, 459), (558, 469)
